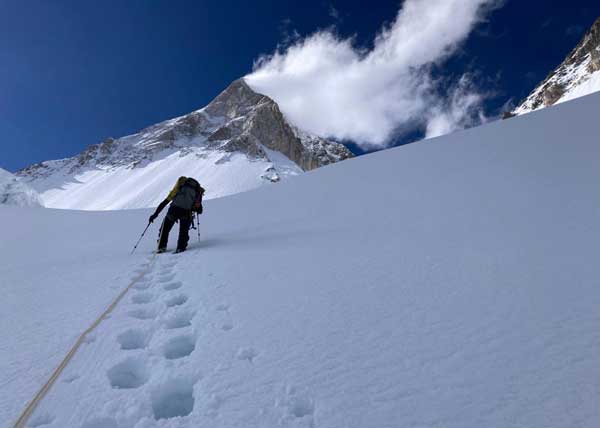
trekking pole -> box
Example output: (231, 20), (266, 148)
(196, 212), (201, 243)
(131, 222), (151, 255)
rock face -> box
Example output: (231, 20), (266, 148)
(17, 79), (353, 210)
(205, 79), (352, 171)
(514, 17), (600, 115)
(0, 168), (43, 207)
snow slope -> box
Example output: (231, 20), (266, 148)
(557, 69), (600, 104)
(27, 149), (300, 211)
(3, 91), (600, 427)
(0, 168), (42, 207)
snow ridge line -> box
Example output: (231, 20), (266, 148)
(13, 254), (157, 428)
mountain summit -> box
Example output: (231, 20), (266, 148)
(18, 79), (352, 210)
(514, 17), (600, 115)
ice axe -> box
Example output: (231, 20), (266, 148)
(131, 222), (151, 255)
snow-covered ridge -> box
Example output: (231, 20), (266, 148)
(17, 79), (353, 210)
(514, 17), (600, 115)
(0, 167), (43, 207)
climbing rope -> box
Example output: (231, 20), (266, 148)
(13, 254), (157, 428)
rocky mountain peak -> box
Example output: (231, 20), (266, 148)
(204, 78), (353, 171)
(572, 17), (600, 65)
(204, 79), (267, 119)
(513, 16), (600, 115)
(16, 78), (353, 209)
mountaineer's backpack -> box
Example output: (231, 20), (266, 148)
(172, 177), (204, 213)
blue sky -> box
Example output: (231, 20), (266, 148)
(1, 0), (599, 171)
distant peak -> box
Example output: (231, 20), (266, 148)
(572, 16), (600, 59)
(220, 78), (260, 99)
(230, 77), (253, 91)
(513, 15), (600, 115)
(204, 78), (266, 119)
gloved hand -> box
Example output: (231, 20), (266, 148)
(149, 213), (158, 223)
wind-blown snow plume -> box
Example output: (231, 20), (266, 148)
(245, 0), (501, 148)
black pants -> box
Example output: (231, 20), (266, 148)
(158, 205), (192, 251)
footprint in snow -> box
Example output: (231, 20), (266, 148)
(131, 292), (154, 304)
(160, 261), (178, 269)
(133, 280), (152, 290)
(166, 294), (188, 308)
(164, 310), (195, 330)
(128, 307), (158, 320)
(107, 358), (149, 389)
(117, 328), (152, 350)
(163, 335), (196, 360)
(215, 304), (233, 330)
(158, 273), (176, 283)
(277, 385), (315, 421)
(163, 281), (183, 291)
(151, 378), (195, 420)
(80, 416), (118, 428)
(236, 347), (258, 363)
(221, 321), (234, 331)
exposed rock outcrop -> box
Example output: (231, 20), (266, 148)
(514, 17), (600, 114)
(203, 79), (353, 171)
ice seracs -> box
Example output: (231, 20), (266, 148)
(0, 167), (43, 207)
(17, 79), (353, 211)
(514, 16), (600, 115)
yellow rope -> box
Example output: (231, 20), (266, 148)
(14, 254), (156, 428)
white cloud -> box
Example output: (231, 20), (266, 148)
(245, 0), (501, 148)
(425, 75), (488, 139)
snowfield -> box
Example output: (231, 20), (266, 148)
(30, 148), (301, 211)
(2, 92), (600, 427)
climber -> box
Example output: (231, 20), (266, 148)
(148, 177), (205, 254)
